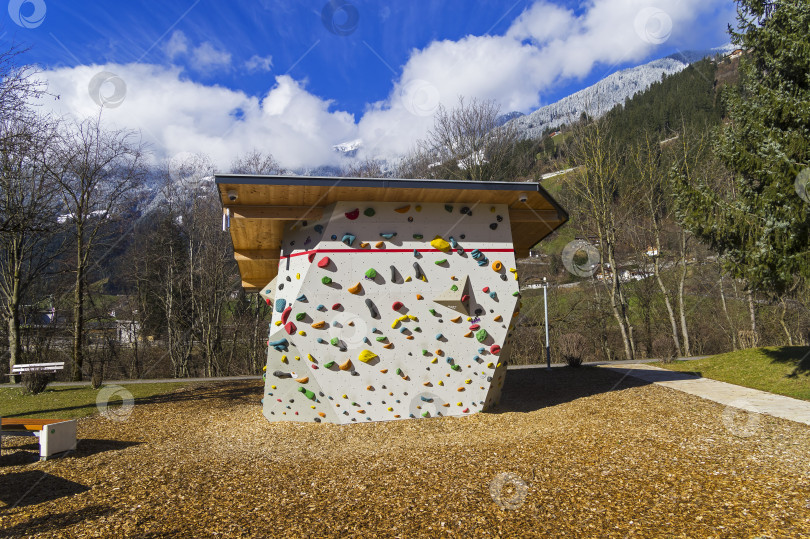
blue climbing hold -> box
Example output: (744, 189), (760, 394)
(489, 291), (497, 299)
(314, 224), (324, 233)
(380, 232), (397, 239)
(275, 298), (287, 312)
(297, 294), (307, 302)
(435, 333), (443, 340)
(449, 237), (458, 249)
(268, 338), (289, 352)
(317, 304), (325, 311)
(342, 233), (356, 246)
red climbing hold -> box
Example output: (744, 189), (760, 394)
(469, 324), (480, 330)
(284, 321), (296, 335)
(345, 208), (360, 220)
(332, 303), (342, 310)
(308, 253), (316, 262)
(281, 306), (292, 324)
(490, 344), (501, 354)
(463, 408), (469, 413)
(482, 286), (490, 293)
(265, 297), (271, 305)
(392, 301), (404, 310)
(318, 256), (331, 268)
(461, 295), (470, 302)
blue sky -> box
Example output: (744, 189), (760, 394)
(4, 0), (737, 169)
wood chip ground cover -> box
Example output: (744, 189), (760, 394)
(1, 368), (808, 537)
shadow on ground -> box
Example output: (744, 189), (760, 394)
(0, 504), (114, 537)
(0, 471), (90, 509)
(762, 346), (810, 378)
(495, 365), (650, 413)
(2, 381), (261, 419)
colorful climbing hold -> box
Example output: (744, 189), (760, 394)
(311, 321), (326, 329)
(322, 276), (332, 285)
(392, 301), (404, 310)
(375, 241), (385, 248)
(339, 359), (353, 371)
(444, 204), (453, 213)
(395, 205), (411, 213)
(332, 303), (341, 310)
(358, 350), (378, 363)
(318, 256), (330, 268)
(491, 260), (503, 272)
(284, 321), (296, 335)
(364, 207), (376, 217)
(365, 268), (378, 279)
(348, 282), (362, 294)
(435, 259), (447, 265)
(275, 298), (287, 312)
(341, 233), (356, 246)
(345, 208), (360, 220)
(295, 312), (306, 321)
(490, 344), (502, 354)
(430, 236), (451, 252)
(379, 233), (396, 240)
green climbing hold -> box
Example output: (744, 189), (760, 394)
(435, 259), (447, 265)
(512, 291), (520, 296)
(450, 285), (458, 291)
(330, 337), (339, 346)
(475, 328), (488, 343)
(414, 327), (421, 332)
(295, 312), (305, 321)
(421, 411), (430, 417)
(322, 276), (332, 284)
(297, 387), (316, 400)
(364, 207), (376, 217)
(429, 309), (436, 315)
(451, 364), (461, 371)
(324, 361), (335, 368)
(375, 336), (387, 342)
(413, 234), (423, 240)
(422, 349), (429, 356)
(365, 268), (378, 279)
(444, 204), (453, 212)
(396, 368), (402, 375)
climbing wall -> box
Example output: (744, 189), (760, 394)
(260, 201), (521, 423)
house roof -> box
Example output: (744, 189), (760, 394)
(215, 175), (568, 291)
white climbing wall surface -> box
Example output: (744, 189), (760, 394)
(261, 201), (521, 423)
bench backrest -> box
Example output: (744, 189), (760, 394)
(11, 362), (65, 374)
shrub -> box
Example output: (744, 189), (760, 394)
(652, 336), (677, 363)
(559, 333), (586, 368)
(21, 371), (51, 395)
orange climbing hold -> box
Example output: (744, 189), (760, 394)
(339, 359), (353, 371)
(295, 376), (309, 384)
(493, 315), (502, 322)
(416, 294), (423, 300)
(491, 260), (503, 271)
(311, 321), (326, 329)
(464, 331), (473, 338)
(380, 369), (388, 373)
(383, 343), (394, 349)
(375, 241), (385, 248)
(360, 242), (370, 248)
(318, 412), (326, 418)
(348, 282), (363, 294)
(451, 316), (461, 323)
(423, 382), (432, 386)
(394, 205), (411, 213)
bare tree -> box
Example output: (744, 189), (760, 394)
(400, 97), (520, 181)
(0, 46), (63, 379)
(46, 116), (146, 380)
(230, 149), (284, 176)
(565, 117), (636, 360)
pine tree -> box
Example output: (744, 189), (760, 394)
(674, 0), (810, 295)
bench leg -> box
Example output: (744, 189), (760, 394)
(38, 420), (77, 461)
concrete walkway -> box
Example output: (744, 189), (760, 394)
(600, 363), (810, 427)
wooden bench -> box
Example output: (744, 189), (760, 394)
(0, 418), (77, 461)
(7, 362), (65, 376)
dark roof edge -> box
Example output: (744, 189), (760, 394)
(216, 174), (537, 192)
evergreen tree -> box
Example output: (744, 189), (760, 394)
(674, 0), (810, 294)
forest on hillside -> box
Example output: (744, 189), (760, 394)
(1, 0), (808, 382)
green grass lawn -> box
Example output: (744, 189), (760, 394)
(657, 346), (810, 401)
(0, 382), (192, 420)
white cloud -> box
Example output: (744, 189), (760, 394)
(37, 64), (357, 171)
(35, 1), (733, 169)
(245, 54), (273, 73)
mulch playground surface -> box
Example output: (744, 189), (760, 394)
(1, 368), (809, 538)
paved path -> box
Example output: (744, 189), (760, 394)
(0, 375), (261, 389)
(600, 363), (810, 427)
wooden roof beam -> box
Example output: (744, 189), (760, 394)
(508, 209), (562, 223)
(229, 206), (324, 220)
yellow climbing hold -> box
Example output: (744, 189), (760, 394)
(348, 282), (363, 294)
(275, 320), (282, 326)
(405, 276), (412, 282)
(296, 273), (300, 279)
(415, 205), (422, 212)
(430, 236), (451, 252)
(465, 379), (472, 384)
(358, 350), (378, 363)
(271, 385), (276, 389)
(281, 355), (288, 363)
(307, 354), (315, 362)
(487, 362), (494, 368)
(388, 407), (393, 411)
(438, 380), (444, 386)
(295, 356), (301, 361)
(395, 205), (411, 213)
(311, 321), (326, 329)
(298, 330), (306, 336)
(431, 358), (438, 364)
(457, 402), (463, 406)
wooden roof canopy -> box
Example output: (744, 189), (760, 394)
(215, 175), (568, 292)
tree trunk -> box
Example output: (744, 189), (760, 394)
(8, 272), (21, 383)
(778, 296), (793, 346)
(654, 246), (681, 357)
(72, 232), (85, 381)
(747, 289), (757, 334)
(605, 236), (634, 360)
(677, 230), (691, 357)
(718, 274), (737, 350)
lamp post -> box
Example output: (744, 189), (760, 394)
(542, 276), (550, 370)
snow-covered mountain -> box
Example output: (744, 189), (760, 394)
(504, 46), (734, 139)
